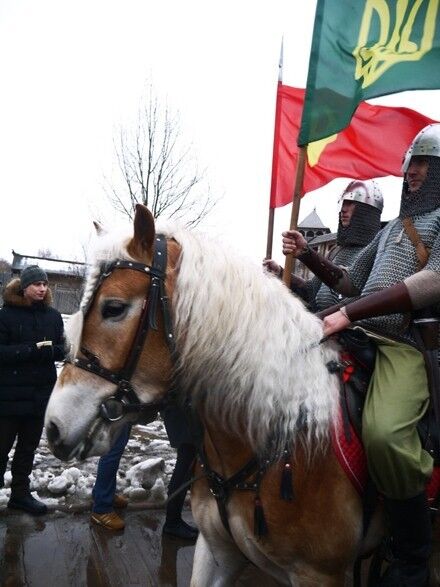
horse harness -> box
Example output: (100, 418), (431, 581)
(71, 234), (174, 423)
(179, 393), (295, 537)
(69, 233), (295, 538)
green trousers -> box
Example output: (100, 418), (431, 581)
(362, 336), (433, 499)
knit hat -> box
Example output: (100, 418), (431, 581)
(20, 265), (48, 290)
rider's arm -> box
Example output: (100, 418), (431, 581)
(296, 233), (381, 298)
(297, 246), (355, 296)
(342, 281), (412, 322)
(341, 270), (440, 322)
(323, 281), (413, 337)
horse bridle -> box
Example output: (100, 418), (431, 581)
(70, 234), (175, 423)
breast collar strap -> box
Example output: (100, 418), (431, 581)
(70, 234), (176, 421)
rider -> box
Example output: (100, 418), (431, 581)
(281, 124), (440, 586)
(264, 179), (383, 312)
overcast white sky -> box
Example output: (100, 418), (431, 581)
(0, 0), (439, 267)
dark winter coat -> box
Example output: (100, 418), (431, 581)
(0, 279), (65, 417)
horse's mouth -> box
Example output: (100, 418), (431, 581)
(48, 415), (106, 461)
(77, 416), (105, 460)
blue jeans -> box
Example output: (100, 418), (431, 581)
(92, 424), (131, 513)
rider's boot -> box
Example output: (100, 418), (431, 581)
(378, 492), (431, 587)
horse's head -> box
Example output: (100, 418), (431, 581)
(45, 205), (180, 461)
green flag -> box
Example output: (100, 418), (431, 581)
(298, 0), (440, 146)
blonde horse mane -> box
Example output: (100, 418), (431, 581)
(68, 223), (340, 456)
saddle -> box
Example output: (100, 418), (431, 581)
(333, 329), (440, 492)
(334, 328), (375, 439)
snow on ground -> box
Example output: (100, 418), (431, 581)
(0, 419), (178, 511)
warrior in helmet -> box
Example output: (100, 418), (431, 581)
(264, 179), (383, 312)
(282, 124), (440, 586)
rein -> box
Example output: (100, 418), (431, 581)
(71, 234), (175, 422)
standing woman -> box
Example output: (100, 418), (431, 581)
(0, 265), (65, 514)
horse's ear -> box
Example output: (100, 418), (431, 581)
(130, 204), (155, 256)
(93, 221), (106, 236)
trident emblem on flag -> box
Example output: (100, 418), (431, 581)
(353, 0), (439, 88)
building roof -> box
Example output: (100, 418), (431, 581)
(298, 209), (328, 230)
(308, 232), (337, 246)
(11, 251), (85, 278)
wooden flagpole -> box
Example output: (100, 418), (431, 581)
(266, 208), (275, 258)
(283, 145), (306, 286)
(265, 38), (284, 259)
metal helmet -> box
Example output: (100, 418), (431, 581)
(402, 123), (440, 173)
(339, 179), (384, 212)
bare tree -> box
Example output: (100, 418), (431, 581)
(105, 85), (216, 227)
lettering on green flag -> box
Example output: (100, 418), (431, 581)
(298, 0), (440, 146)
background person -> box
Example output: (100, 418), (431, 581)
(162, 405), (198, 540)
(90, 423), (132, 530)
(0, 265), (65, 515)
(90, 407), (198, 540)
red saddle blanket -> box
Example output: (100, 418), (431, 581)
(331, 408), (440, 502)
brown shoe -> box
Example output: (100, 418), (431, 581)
(113, 494), (129, 509)
(91, 511), (125, 530)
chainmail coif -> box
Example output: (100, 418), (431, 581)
(337, 201), (382, 246)
(400, 156), (440, 218)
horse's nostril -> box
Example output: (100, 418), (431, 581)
(46, 421), (61, 445)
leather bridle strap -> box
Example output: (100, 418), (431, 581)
(119, 235), (174, 380)
(71, 234), (175, 421)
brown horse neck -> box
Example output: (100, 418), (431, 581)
(201, 419), (256, 479)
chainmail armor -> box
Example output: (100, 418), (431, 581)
(295, 200), (381, 311)
(347, 210), (440, 345)
(400, 156), (440, 217)
(337, 201), (382, 246)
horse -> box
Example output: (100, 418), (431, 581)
(45, 204), (380, 586)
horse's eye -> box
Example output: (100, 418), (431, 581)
(101, 300), (128, 321)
